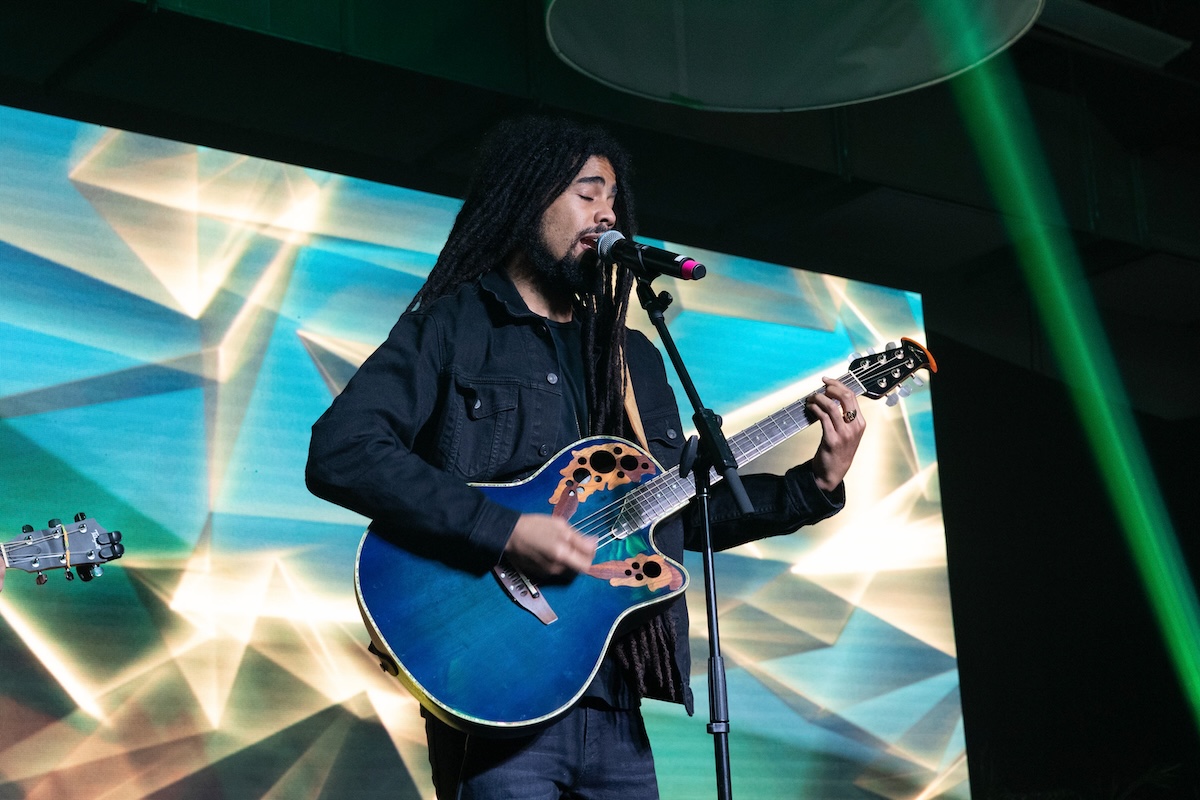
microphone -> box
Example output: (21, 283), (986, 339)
(596, 231), (707, 281)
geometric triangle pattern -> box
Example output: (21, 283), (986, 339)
(0, 102), (967, 799)
(296, 330), (379, 397)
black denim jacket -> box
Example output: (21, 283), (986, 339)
(306, 269), (844, 713)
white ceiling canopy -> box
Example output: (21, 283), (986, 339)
(545, 0), (1044, 111)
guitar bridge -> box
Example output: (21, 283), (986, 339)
(492, 560), (558, 625)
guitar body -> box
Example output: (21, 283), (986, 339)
(355, 436), (689, 735)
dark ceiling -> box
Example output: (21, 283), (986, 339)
(2, 0), (1198, 420)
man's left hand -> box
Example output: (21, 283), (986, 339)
(807, 377), (866, 493)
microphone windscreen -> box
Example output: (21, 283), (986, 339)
(596, 230), (626, 260)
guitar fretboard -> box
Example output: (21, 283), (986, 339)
(613, 371), (869, 537)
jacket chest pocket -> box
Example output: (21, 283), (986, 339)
(441, 377), (520, 480)
(641, 409), (685, 471)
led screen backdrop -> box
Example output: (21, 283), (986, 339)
(0, 104), (965, 799)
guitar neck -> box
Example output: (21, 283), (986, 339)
(727, 370), (866, 468)
(619, 371), (867, 532)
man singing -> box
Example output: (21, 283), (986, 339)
(306, 115), (865, 799)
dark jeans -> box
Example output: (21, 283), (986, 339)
(425, 704), (659, 800)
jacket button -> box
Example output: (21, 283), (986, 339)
(667, 428), (678, 439)
(473, 399), (482, 410)
(538, 444), (551, 457)
(546, 372), (559, 385)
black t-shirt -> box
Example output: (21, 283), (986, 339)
(547, 318), (637, 709)
(546, 319), (588, 447)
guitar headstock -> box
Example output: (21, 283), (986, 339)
(849, 338), (937, 402)
(3, 513), (124, 584)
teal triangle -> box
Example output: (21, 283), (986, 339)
(6, 388), (210, 544)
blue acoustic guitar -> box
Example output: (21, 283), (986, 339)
(355, 339), (935, 734)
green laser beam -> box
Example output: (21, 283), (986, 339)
(923, 0), (1200, 724)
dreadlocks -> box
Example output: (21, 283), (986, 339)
(409, 115), (638, 438)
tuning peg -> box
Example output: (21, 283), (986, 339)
(77, 565), (96, 582)
(64, 569), (75, 581)
(886, 341), (897, 350)
(886, 393), (901, 407)
(95, 529), (123, 560)
(99, 541), (125, 560)
(74, 511), (87, 522)
(21, 524), (33, 534)
(850, 351), (862, 360)
(911, 375), (925, 387)
(48, 518), (61, 529)
(36, 572), (47, 586)
(898, 384), (912, 397)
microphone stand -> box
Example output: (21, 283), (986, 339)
(633, 277), (753, 800)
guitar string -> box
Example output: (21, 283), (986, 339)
(565, 369), (873, 547)
(563, 383), (824, 539)
(1, 530), (88, 563)
(4, 533), (70, 550)
(573, 398), (802, 548)
(559, 353), (911, 549)
(568, 383), (839, 543)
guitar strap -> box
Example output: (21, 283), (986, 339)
(623, 364), (651, 452)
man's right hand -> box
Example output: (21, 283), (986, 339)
(504, 513), (596, 577)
